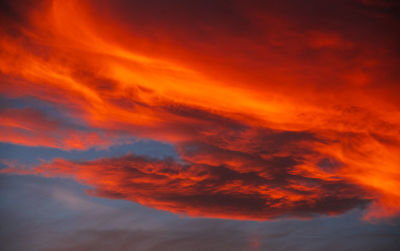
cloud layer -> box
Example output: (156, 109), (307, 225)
(1, 0), (400, 220)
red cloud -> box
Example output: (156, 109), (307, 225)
(22, 151), (368, 220)
(1, 0), (400, 220)
(0, 107), (121, 150)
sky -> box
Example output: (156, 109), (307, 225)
(0, 0), (400, 250)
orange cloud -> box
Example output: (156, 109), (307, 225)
(2, 149), (369, 220)
(0, 107), (116, 150)
(0, 0), (399, 220)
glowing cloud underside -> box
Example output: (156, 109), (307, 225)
(1, 0), (400, 220)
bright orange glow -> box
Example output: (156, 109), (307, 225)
(1, 0), (399, 220)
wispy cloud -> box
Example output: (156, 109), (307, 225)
(0, 0), (400, 220)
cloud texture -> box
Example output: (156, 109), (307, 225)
(1, 0), (400, 220)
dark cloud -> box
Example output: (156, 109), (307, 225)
(1, 167), (399, 251)
(27, 125), (370, 220)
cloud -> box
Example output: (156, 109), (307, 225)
(1, 167), (400, 251)
(0, 0), (400, 220)
(7, 127), (370, 220)
(0, 106), (122, 150)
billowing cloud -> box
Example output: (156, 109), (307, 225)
(1, 0), (399, 220)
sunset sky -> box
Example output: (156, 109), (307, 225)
(1, 0), (400, 250)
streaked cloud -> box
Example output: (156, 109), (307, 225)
(1, 0), (399, 220)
